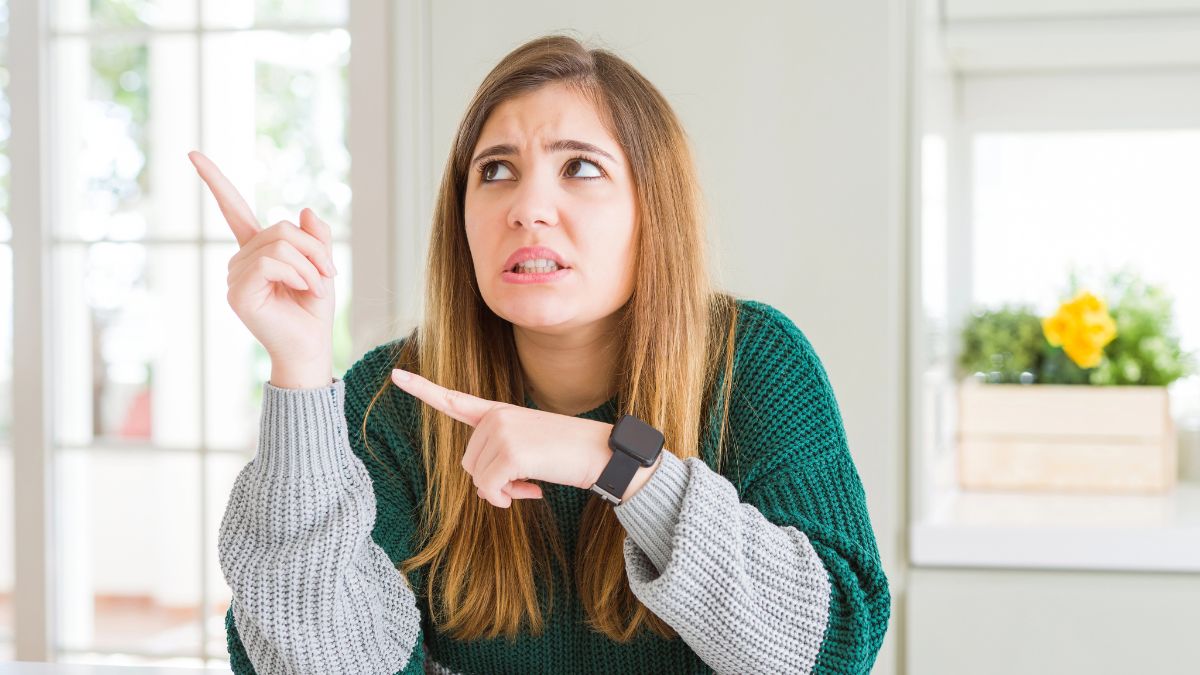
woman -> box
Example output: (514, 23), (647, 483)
(196, 34), (890, 675)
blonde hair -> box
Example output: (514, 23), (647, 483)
(363, 33), (740, 643)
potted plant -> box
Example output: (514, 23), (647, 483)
(955, 269), (1196, 494)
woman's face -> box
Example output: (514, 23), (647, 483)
(464, 83), (638, 333)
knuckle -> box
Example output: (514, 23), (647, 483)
(253, 256), (272, 273)
(490, 426), (510, 447)
(496, 411), (519, 433)
(266, 221), (295, 241)
(496, 444), (517, 463)
(478, 408), (497, 428)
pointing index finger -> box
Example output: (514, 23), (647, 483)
(390, 369), (498, 427)
(188, 150), (260, 247)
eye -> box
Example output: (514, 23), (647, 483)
(479, 161), (515, 183)
(564, 156), (603, 180)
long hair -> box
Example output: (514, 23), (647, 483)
(361, 33), (740, 643)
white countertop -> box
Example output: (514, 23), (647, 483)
(0, 664), (221, 674)
(911, 480), (1200, 572)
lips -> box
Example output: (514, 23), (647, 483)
(502, 246), (571, 274)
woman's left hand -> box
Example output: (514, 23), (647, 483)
(390, 368), (614, 508)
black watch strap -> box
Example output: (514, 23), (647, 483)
(590, 449), (641, 505)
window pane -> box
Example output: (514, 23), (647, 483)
(0, 245), (9, 440)
(52, 0), (197, 31)
(0, 0), (10, 243)
(201, 243), (265, 451)
(203, 0), (347, 29)
(201, 30), (350, 241)
(55, 448), (202, 656)
(52, 36), (199, 241)
(0, 247), (10, 653)
(53, 244), (201, 449)
(971, 130), (1200, 354)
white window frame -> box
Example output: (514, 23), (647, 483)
(8, 0), (431, 663)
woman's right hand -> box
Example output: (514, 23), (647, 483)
(188, 151), (338, 388)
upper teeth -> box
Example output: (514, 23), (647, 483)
(514, 258), (561, 272)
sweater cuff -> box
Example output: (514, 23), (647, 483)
(250, 377), (353, 481)
(612, 449), (689, 574)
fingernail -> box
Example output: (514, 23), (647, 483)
(392, 368), (411, 382)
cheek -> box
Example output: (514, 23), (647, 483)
(463, 197), (503, 251)
(582, 223), (637, 286)
(463, 191), (487, 238)
(463, 204), (492, 248)
(462, 222), (493, 281)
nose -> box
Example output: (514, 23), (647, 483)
(506, 166), (558, 230)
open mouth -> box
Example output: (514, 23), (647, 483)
(508, 261), (569, 274)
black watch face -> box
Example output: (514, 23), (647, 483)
(613, 415), (663, 463)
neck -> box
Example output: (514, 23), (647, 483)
(513, 317), (619, 417)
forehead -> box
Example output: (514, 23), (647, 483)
(475, 83), (620, 155)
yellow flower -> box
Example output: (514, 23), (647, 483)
(1042, 290), (1118, 369)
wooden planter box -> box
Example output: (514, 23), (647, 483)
(956, 381), (1177, 494)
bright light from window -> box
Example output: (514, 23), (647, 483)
(971, 130), (1200, 353)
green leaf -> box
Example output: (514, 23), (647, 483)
(957, 266), (1197, 386)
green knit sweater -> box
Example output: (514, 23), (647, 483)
(221, 298), (890, 674)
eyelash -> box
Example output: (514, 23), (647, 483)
(474, 154), (606, 183)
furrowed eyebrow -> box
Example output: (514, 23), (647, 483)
(471, 139), (617, 166)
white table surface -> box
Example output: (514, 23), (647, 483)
(0, 663), (222, 674)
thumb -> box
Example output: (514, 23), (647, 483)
(502, 481), (544, 500)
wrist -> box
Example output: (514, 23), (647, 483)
(587, 424), (664, 502)
(620, 452), (664, 501)
(269, 361), (334, 390)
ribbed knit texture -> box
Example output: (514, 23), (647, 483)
(220, 298), (890, 674)
(218, 379), (423, 675)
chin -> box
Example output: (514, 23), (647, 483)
(488, 293), (578, 330)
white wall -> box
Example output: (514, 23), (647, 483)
(908, 567), (1200, 674)
(404, 2), (910, 672)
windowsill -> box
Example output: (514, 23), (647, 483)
(910, 480), (1200, 573)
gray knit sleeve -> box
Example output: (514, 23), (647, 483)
(217, 378), (423, 674)
(612, 449), (833, 675)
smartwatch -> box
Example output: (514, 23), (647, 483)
(589, 414), (665, 505)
